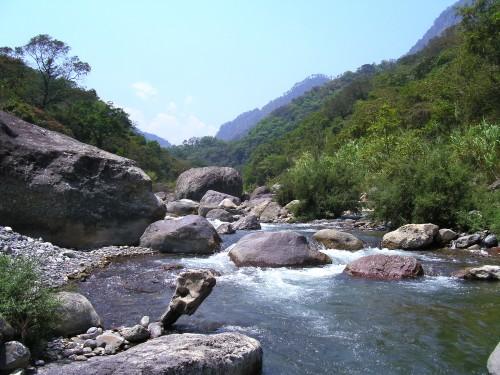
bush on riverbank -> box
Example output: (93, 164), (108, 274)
(0, 255), (59, 346)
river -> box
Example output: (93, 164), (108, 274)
(77, 222), (500, 375)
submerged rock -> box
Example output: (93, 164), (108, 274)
(161, 269), (217, 327)
(344, 254), (424, 280)
(452, 265), (500, 281)
(175, 167), (243, 201)
(0, 111), (165, 249)
(53, 292), (102, 337)
(139, 216), (221, 254)
(229, 231), (331, 268)
(313, 229), (364, 250)
(382, 224), (439, 250)
(488, 342), (500, 375)
(38, 333), (262, 375)
(0, 341), (30, 371)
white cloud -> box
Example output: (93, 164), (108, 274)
(131, 81), (158, 100)
(123, 103), (217, 145)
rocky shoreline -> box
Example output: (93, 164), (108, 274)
(0, 226), (156, 289)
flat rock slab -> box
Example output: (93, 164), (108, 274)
(38, 333), (262, 375)
(229, 231), (331, 267)
(344, 254), (424, 280)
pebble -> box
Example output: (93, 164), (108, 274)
(140, 315), (150, 328)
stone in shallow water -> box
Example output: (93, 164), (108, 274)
(161, 269), (217, 327)
(452, 265), (500, 281)
(313, 229), (364, 250)
(119, 325), (150, 343)
(343, 254), (424, 280)
(382, 223), (439, 250)
(38, 333), (262, 375)
(229, 231), (331, 268)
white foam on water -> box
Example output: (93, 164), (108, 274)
(406, 275), (461, 291)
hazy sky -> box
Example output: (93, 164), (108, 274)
(1, 0), (456, 144)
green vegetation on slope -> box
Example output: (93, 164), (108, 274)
(0, 35), (188, 184)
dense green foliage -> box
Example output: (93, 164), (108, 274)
(0, 36), (187, 183)
(0, 255), (58, 345)
(174, 1), (500, 233)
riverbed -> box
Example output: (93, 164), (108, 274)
(77, 222), (500, 375)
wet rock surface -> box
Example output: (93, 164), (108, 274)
(161, 269), (217, 326)
(452, 265), (500, 281)
(344, 254), (424, 280)
(229, 231), (331, 267)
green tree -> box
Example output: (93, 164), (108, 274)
(19, 34), (91, 108)
(0, 255), (59, 345)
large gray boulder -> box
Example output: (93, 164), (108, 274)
(161, 269), (217, 326)
(344, 254), (424, 280)
(382, 224), (439, 250)
(0, 341), (30, 371)
(38, 333), (262, 375)
(175, 167), (243, 201)
(229, 231), (331, 268)
(53, 292), (102, 337)
(0, 111), (165, 249)
(313, 229), (364, 250)
(139, 216), (221, 254)
(488, 342), (500, 375)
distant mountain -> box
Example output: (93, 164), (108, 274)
(138, 130), (172, 148)
(408, 0), (473, 55)
(216, 74), (330, 141)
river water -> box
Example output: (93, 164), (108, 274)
(78, 222), (500, 375)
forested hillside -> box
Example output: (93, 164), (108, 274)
(216, 74), (330, 141)
(176, 0), (500, 233)
(0, 35), (187, 184)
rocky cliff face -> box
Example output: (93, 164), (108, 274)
(0, 111), (165, 249)
(216, 74), (330, 141)
(407, 0), (473, 55)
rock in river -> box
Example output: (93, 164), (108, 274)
(344, 254), (424, 280)
(161, 269), (217, 326)
(166, 199), (199, 216)
(0, 111), (165, 249)
(206, 208), (235, 222)
(382, 223), (439, 250)
(53, 292), (102, 337)
(175, 167), (243, 201)
(229, 231), (331, 267)
(313, 229), (364, 250)
(452, 265), (500, 281)
(232, 214), (261, 230)
(139, 215), (221, 254)
(38, 332), (262, 375)
(488, 342), (500, 375)
(200, 190), (241, 206)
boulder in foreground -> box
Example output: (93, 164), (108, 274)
(344, 254), (424, 280)
(0, 341), (30, 371)
(161, 269), (217, 326)
(175, 167), (243, 201)
(139, 215), (221, 254)
(38, 332), (262, 375)
(53, 292), (102, 337)
(382, 224), (439, 250)
(313, 229), (364, 250)
(229, 231), (331, 267)
(0, 111), (165, 249)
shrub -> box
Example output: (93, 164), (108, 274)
(0, 255), (59, 345)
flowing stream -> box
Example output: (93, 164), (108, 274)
(77, 222), (500, 375)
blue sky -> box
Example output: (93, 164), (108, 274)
(1, 0), (456, 144)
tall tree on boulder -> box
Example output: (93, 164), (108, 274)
(19, 34), (91, 108)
